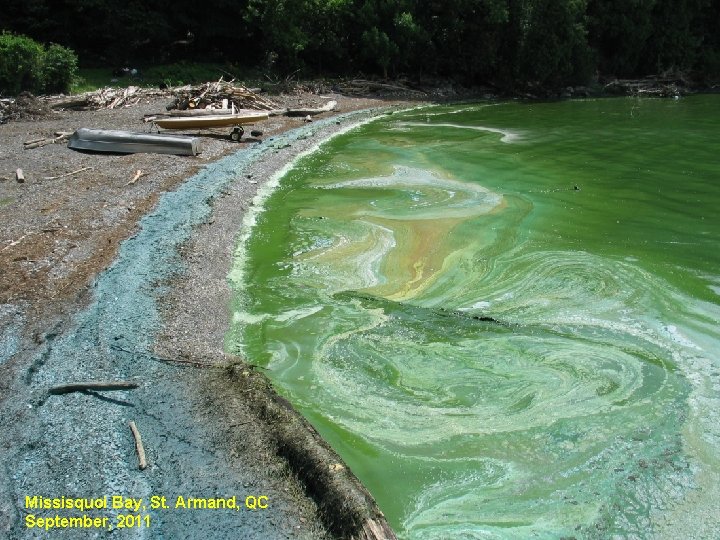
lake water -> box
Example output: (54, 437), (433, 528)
(228, 96), (720, 538)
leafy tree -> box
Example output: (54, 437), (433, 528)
(642, 0), (709, 74)
(515, 0), (593, 87)
(360, 26), (399, 78)
(42, 43), (79, 93)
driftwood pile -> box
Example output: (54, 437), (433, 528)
(42, 79), (277, 113)
(335, 78), (427, 97)
(603, 76), (689, 97)
(44, 86), (168, 110)
(167, 79), (277, 111)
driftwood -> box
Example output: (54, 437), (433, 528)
(128, 421), (148, 470)
(337, 79), (426, 97)
(46, 86), (165, 111)
(24, 132), (72, 150)
(15, 169), (25, 183)
(169, 78), (277, 112)
(282, 100), (338, 117)
(48, 381), (139, 395)
(43, 166), (92, 181)
(127, 169), (145, 185)
(603, 76), (688, 97)
(44, 79), (275, 113)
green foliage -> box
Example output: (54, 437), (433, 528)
(2, 0), (719, 90)
(361, 27), (399, 78)
(0, 32), (43, 95)
(515, 0), (594, 86)
(0, 32), (78, 95)
(42, 43), (79, 93)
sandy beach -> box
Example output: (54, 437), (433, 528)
(0, 92), (410, 539)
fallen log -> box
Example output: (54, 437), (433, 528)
(129, 421), (148, 470)
(285, 100), (338, 117)
(47, 94), (92, 110)
(337, 79), (426, 97)
(48, 381), (139, 395)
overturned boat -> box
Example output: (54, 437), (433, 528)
(67, 128), (201, 156)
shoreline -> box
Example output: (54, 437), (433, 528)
(154, 108), (405, 538)
(0, 97), (405, 538)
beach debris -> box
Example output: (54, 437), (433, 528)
(68, 128), (201, 156)
(168, 78), (277, 112)
(43, 166), (93, 181)
(602, 74), (690, 97)
(48, 380), (139, 395)
(128, 421), (148, 470)
(24, 131), (73, 150)
(127, 170), (146, 185)
(1, 92), (52, 122)
(46, 85), (158, 111)
(336, 78), (426, 97)
(15, 169), (25, 183)
(279, 99), (338, 118)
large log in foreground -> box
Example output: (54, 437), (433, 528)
(227, 365), (397, 540)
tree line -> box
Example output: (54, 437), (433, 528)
(3, 0), (719, 89)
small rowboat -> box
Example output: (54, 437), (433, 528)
(67, 128), (201, 155)
(153, 112), (269, 130)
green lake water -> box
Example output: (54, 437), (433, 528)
(228, 96), (720, 539)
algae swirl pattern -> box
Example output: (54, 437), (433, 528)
(229, 97), (720, 539)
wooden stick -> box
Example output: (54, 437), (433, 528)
(24, 133), (69, 150)
(48, 381), (139, 395)
(128, 421), (148, 470)
(43, 166), (92, 181)
(24, 139), (51, 150)
(127, 169), (145, 185)
(16, 169), (25, 183)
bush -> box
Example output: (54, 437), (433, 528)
(0, 32), (78, 95)
(42, 43), (78, 94)
(0, 32), (44, 95)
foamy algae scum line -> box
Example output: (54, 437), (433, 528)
(6, 109), (391, 540)
(231, 96), (720, 539)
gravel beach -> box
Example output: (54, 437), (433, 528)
(0, 91), (409, 539)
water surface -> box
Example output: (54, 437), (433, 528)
(229, 96), (720, 538)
